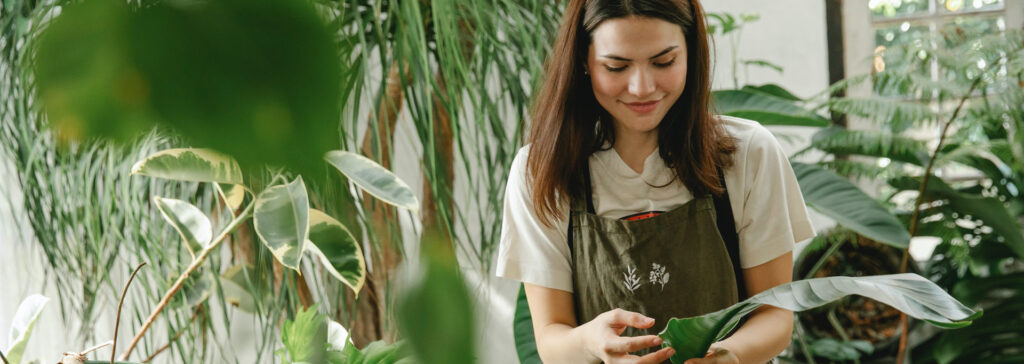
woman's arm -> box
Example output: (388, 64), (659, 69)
(685, 252), (795, 364)
(524, 283), (676, 364)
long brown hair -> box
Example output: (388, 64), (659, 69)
(526, 0), (737, 227)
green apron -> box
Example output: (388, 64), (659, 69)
(568, 165), (747, 355)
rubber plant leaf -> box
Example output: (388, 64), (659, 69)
(324, 150), (418, 211)
(658, 274), (980, 363)
(6, 294), (49, 364)
(254, 176), (309, 271)
(305, 208), (366, 294)
(153, 196), (212, 258)
(131, 148), (244, 184)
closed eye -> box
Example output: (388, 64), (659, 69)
(654, 58), (676, 68)
(604, 65), (628, 72)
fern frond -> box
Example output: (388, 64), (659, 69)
(828, 97), (942, 128)
(811, 128), (929, 166)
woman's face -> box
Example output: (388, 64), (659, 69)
(586, 16), (688, 136)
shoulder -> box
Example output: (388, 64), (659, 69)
(717, 115), (779, 152)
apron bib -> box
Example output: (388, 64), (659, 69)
(568, 165), (746, 357)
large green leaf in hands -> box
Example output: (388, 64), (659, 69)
(5, 294), (49, 364)
(306, 208), (366, 294)
(793, 162), (911, 248)
(153, 196), (212, 258)
(658, 274), (980, 363)
(131, 148), (244, 184)
(325, 151), (418, 210)
(254, 176), (309, 271)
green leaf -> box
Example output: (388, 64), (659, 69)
(741, 84), (801, 101)
(793, 162), (911, 248)
(220, 264), (267, 314)
(325, 150), (418, 210)
(254, 176), (309, 271)
(6, 294), (49, 364)
(658, 274), (979, 363)
(810, 127), (929, 166)
(807, 338), (874, 361)
(181, 272), (215, 307)
(397, 248), (475, 364)
(889, 176), (1024, 259)
(305, 208), (366, 294)
(153, 196), (212, 258)
(281, 304), (328, 363)
(713, 90), (829, 127)
(130, 148), (244, 184)
(34, 0), (343, 178)
(741, 59), (783, 74)
(513, 284), (542, 364)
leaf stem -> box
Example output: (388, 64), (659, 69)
(827, 309), (860, 364)
(119, 201), (255, 361)
(0, 348), (9, 364)
(803, 236), (846, 280)
(793, 321), (818, 364)
(895, 75), (983, 364)
(112, 262), (146, 364)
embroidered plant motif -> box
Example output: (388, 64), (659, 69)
(623, 265), (642, 292)
(649, 263), (670, 291)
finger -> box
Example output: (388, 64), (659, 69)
(635, 346), (676, 364)
(603, 335), (663, 354)
(607, 309), (655, 329)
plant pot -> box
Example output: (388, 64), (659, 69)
(794, 229), (918, 362)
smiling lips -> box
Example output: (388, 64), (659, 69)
(624, 99), (659, 113)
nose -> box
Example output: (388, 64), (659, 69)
(627, 67), (656, 99)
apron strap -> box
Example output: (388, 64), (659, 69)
(712, 169), (748, 301)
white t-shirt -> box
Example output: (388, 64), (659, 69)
(495, 115), (815, 293)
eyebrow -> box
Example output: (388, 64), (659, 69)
(599, 46), (679, 61)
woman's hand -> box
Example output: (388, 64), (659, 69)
(682, 346), (740, 364)
(578, 308), (676, 364)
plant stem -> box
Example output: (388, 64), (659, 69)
(112, 262), (146, 364)
(119, 202), (254, 361)
(803, 236), (846, 280)
(1, 348), (9, 364)
(140, 305), (202, 363)
(895, 75), (983, 364)
(827, 309), (860, 364)
(794, 321), (818, 364)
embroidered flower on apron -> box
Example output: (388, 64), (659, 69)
(649, 263), (670, 291)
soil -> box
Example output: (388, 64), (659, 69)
(796, 234), (907, 347)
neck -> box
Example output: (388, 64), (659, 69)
(611, 125), (658, 175)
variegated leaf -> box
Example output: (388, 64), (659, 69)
(216, 183), (247, 214)
(306, 209), (366, 294)
(254, 176), (309, 271)
(6, 294), (49, 364)
(153, 196), (212, 258)
(131, 148), (244, 184)
(324, 150), (418, 210)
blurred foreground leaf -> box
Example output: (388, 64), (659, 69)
(34, 0), (342, 176)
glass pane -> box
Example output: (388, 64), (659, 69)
(871, 0), (931, 19)
(873, 22), (933, 97)
(936, 0), (1004, 13)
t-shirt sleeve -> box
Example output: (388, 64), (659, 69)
(735, 126), (816, 268)
(495, 147), (574, 292)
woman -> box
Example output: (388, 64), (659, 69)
(496, 0), (814, 363)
